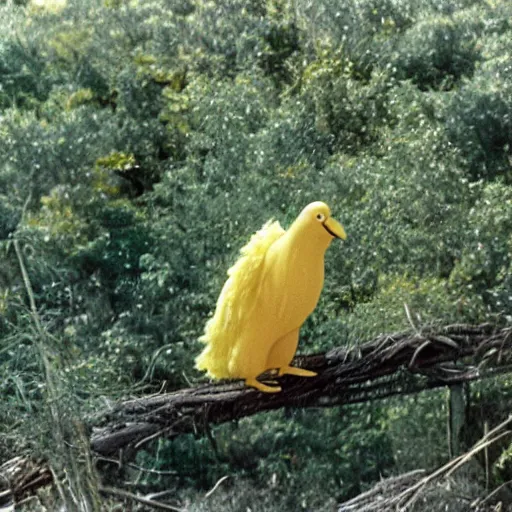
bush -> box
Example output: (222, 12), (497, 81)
(445, 37), (512, 181)
(391, 15), (479, 89)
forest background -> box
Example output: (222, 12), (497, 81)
(0, 0), (511, 510)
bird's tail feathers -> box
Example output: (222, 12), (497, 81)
(195, 220), (285, 379)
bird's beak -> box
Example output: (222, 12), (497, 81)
(323, 217), (347, 240)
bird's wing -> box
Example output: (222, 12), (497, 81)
(196, 220), (286, 378)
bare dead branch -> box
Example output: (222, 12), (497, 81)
(2, 323), (512, 506)
(100, 486), (184, 511)
(90, 323), (512, 457)
(337, 416), (512, 511)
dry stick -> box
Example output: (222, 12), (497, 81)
(479, 479), (512, 506)
(139, 344), (175, 384)
(497, 329), (512, 365)
(469, 415), (512, 452)
(445, 432), (511, 479)
(147, 489), (180, 501)
(14, 494), (42, 509)
(397, 416), (512, 510)
(4, 324), (512, 502)
(100, 486), (185, 512)
(398, 435), (509, 510)
(89, 324), (512, 458)
(484, 421), (490, 491)
(134, 427), (174, 451)
(339, 470), (426, 510)
(408, 340), (431, 368)
(431, 335), (459, 350)
(403, 303), (419, 333)
(96, 457), (178, 476)
(399, 430), (510, 510)
(204, 475), (230, 499)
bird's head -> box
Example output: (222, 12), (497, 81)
(298, 201), (347, 242)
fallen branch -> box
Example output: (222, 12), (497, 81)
(91, 323), (512, 456)
(338, 415), (512, 511)
(397, 415), (512, 510)
(0, 457), (53, 509)
(100, 486), (184, 511)
(337, 470), (426, 511)
(2, 323), (512, 505)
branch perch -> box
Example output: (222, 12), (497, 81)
(90, 323), (511, 456)
(2, 323), (512, 505)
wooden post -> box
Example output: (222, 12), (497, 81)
(448, 383), (466, 458)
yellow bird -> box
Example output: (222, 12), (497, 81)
(195, 201), (346, 393)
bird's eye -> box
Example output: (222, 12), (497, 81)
(316, 213), (325, 222)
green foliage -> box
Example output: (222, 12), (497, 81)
(136, 406), (394, 508)
(346, 274), (485, 344)
(449, 181), (512, 317)
(385, 391), (447, 471)
(0, 35), (51, 108)
(1, 0), (512, 508)
(446, 72), (512, 181)
(299, 48), (394, 152)
(391, 15), (479, 89)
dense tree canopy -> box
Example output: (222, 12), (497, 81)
(1, 0), (511, 509)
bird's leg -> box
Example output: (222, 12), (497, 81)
(267, 329), (317, 378)
(245, 378), (281, 393)
(266, 329), (300, 370)
(277, 366), (317, 378)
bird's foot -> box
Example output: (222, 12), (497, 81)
(245, 378), (282, 393)
(278, 366), (317, 378)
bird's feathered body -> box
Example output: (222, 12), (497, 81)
(195, 220), (285, 379)
(195, 201), (346, 392)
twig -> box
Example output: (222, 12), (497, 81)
(88, 323), (512, 457)
(3, 323), (512, 502)
(479, 479), (512, 506)
(138, 344), (175, 384)
(397, 416), (512, 510)
(96, 457), (178, 476)
(408, 340), (431, 369)
(204, 475), (230, 498)
(134, 427), (175, 451)
(404, 303), (419, 334)
(445, 431), (511, 478)
(100, 486), (185, 511)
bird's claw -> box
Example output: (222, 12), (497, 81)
(245, 378), (282, 393)
(278, 366), (317, 378)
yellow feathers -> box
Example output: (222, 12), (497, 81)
(195, 201), (346, 393)
(195, 220), (285, 379)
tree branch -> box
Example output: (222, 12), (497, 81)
(2, 323), (512, 505)
(90, 323), (511, 456)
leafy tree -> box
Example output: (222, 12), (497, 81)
(1, 0), (512, 509)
